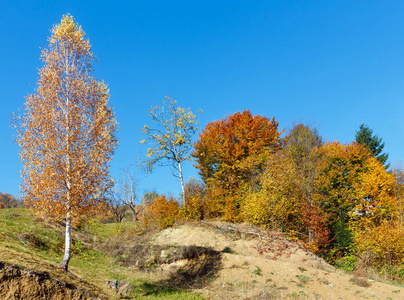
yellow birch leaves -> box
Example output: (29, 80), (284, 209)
(15, 14), (118, 222)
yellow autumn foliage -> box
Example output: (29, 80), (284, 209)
(146, 195), (180, 229)
(355, 221), (404, 267)
(242, 152), (302, 230)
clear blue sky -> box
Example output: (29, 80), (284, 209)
(1, 1), (403, 199)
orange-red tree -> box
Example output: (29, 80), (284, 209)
(193, 110), (283, 187)
(15, 15), (118, 271)
(192, 110), (283, 220)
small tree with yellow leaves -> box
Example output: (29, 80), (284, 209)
(140, 96), (201, 207)
(15, 14), (118, 271)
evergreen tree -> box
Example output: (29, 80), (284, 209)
(355, 124), (389, 168)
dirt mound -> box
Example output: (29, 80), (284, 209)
(152, 222), (404, 299)
(0, 262), (97, 300)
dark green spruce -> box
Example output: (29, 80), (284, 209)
(355, 124), (389, 168)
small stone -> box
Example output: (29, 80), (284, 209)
(119, 282), (132, 296)
(328, 283), (334, 287)
(118, 279), (127, 287)
(111, 279), (118, 289)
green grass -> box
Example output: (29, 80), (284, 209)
(0, 208), (205, 299)
(296, 274), (310, 284)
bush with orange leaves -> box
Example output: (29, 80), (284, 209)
(146, 195), (180, 229)
(355, 221), (404, 271)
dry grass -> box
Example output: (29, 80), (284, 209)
(350, 275), (371, 287)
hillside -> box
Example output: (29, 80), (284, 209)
(0, 208), (403, 299)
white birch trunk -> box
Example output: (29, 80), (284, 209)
(59, 210), (71, 271)
(59, 61), (72, 271)
(178, 161), (186, 209)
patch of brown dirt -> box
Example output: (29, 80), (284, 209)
(152, 222), (404, 299)
(0, 262), (97, 300)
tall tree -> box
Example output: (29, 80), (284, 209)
(355, 124), (389, 167)
(391, 163), (404, 225)
(14, 15), (118, 271)
(140, 96), (200, 206)
(285, 123), (324, 243)
(192, 110), (284, 221)
(192, 110), (284, 189)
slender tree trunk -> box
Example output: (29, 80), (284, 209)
(59, 210), (71, 271)
(308, 228), (313, 243)
(60, 89), (72, 271)
(399, 188), (402, 227)
(129, 205), (139, 221)
(142, 197), (145, 219)
(178, 161), (186, 209)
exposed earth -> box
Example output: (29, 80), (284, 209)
(0, 262), (96, 300)
(2, 215), (404, 299)
(150, 221), (404, 299)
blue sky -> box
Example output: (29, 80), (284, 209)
(1, 1), (403, 198)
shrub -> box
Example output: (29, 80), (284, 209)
(202, 185), (226, 219)
(355, 220), (404, 269)
(184, 194), (204, 220)
(147, 195), (180, 229)
(183, 177), (205, 220)
(242, 172), (301, 230)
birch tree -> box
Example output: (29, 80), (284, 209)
(140, 96), (200, 206)
(15, 14), (118, 271)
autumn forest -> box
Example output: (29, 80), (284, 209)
(6, 14), (404, 283)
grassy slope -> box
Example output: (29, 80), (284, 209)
(0, 208), (204, 300)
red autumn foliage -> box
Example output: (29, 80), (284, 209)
(192, 110), (284, 221)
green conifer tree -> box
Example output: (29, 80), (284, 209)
(355, 124), (389, 168)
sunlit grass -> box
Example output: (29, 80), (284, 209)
(0, 207), (205, 299)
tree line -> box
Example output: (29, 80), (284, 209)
(0, 192), (22, 209)
(141, 100), (403, 275)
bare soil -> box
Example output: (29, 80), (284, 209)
(151, 221), (404, 299)
(0, 262), (97, 300)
